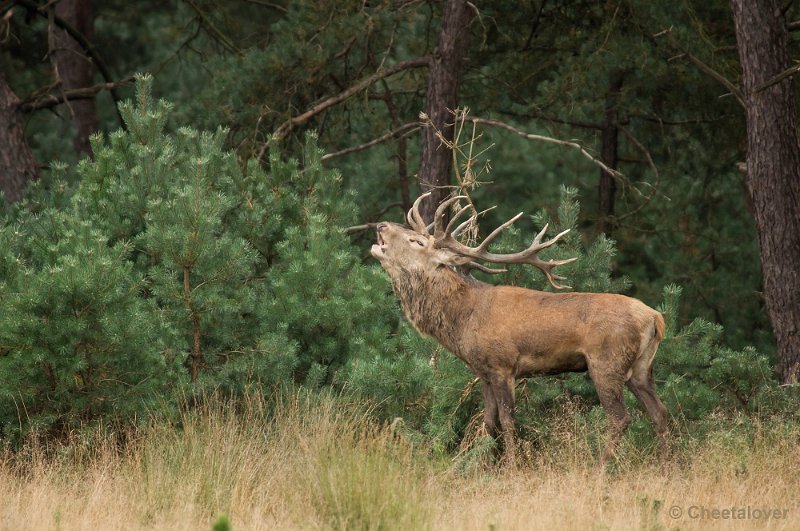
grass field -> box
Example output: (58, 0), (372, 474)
(1, 394), (797, 530)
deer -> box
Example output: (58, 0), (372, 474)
(370, 192), (669, 467)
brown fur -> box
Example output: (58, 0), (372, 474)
(372, 221), (669, 466)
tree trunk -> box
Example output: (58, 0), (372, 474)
(53, 0), (97, 157)
(732, 0), (800, 384)
(0, 70), (38, 202)
(418, 0), (472, 224)
(597, 72), (624, 236)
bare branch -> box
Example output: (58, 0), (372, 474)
(614, 126), (667, 222)
(262, 56), (430, 159)
(345, 222), (377, 234)
(13, 0), (125, 126)
(500, 108), (603, 131)
(321, 122), (419, 161)
(20, 79), (132, 112)
(242, 0), (287, 12)
(462, 116), (625, 179)
(753, 61), (800, 93)
(655, 28), (745, 108)
(346, 202), (404, 234)
(182, 0), (243, 56)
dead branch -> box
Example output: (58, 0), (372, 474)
(345, 222), (377, 234)
(320, 122), (419, 161)
(753, 61), (800, 93)
(462, 115), (625, 179)
(654, 28), (745, 108)
(13, 0), (125, 125)
(261, 56), (430, 159)
(614, 126), (668, 222)
(242, 0), (287, 12)
(183, 0), (243, 56)
(500, 108), (603, 131)
(20, 79), (133, 112)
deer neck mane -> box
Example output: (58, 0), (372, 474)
(387, 266), (478, 353)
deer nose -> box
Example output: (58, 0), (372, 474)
(376, 223), (388, 232)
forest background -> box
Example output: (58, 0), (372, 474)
(0, 1), (799, 528)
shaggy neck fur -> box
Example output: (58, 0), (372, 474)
(386, 266), (478, 355)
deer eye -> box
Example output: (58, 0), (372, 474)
(411, 238), (426, 247)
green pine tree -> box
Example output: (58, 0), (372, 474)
(0, 210), (180, 441)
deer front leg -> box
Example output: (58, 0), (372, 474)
(482, 380), (500, 439)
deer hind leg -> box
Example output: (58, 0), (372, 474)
(627, 349), (670, 462)
(589, 366), (630, 469)
(488, 375), (517, 466)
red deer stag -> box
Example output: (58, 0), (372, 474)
(371, 192), (669, 466)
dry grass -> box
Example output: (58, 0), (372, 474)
(0, 394), (797, 530)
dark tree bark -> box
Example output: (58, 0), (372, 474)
(418, 0), (472, 224)
(732, 0), (800, 384)
(597, 72), (624, 236)
(53, 0), (97, 157)
(0, 70), (38, 202)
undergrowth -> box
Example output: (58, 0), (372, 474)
(1, 391), (797, 530)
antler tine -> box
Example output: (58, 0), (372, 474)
(500, 224), (577, 288)
(407, 192), (432, 235)
(432, 195), (468, 238)
(535, 255), (579, 289)
(451, 214), (477, 238)
(441, 203), (473, 238)
(463, 261), (507, 275)
(452, 205), (496, 239)
(428, 202), (469, 237)
(532, 223), (570, 248)
(476, 212), (525, 252)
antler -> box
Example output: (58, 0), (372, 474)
(428, 195), (577, 289)
(407, 192), (432, 235)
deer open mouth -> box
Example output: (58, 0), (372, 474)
(371, 230), (388, 258)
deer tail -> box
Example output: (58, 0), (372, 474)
(653, 312), (666, 342)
